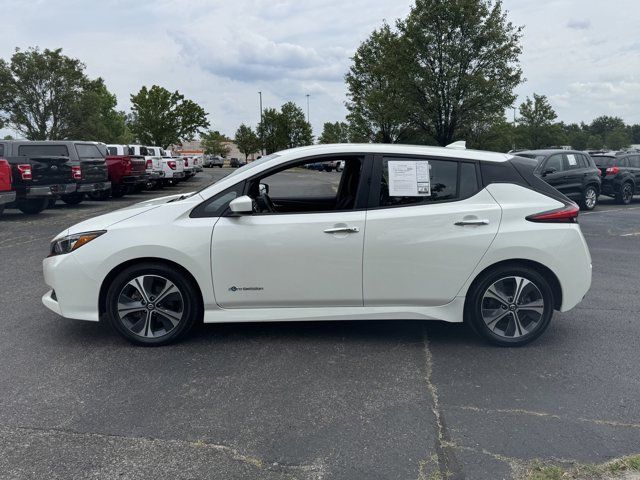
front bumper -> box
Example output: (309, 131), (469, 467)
(0, 190), (16, 206)
(26, 183), (78, 197)
(77, 181), (112, 193)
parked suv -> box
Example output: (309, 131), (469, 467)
(591, 151), (640, 205)
(204, 155), (224, 168)
(0, 158), (16, 216)
(518, 150), (601, 210)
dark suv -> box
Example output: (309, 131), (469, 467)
(590, 151), (640, 204)
(517, 150), (601, 210)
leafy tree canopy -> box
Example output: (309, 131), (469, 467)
(234, 124), (261, 160)
(319, 121), (351, 144)
(201, 130), (231, 157)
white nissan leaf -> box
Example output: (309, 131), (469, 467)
(42, 144), (592, 347)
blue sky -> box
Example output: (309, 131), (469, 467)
(1, 0), (639, 139)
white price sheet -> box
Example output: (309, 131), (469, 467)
(388, 160), (431, 197)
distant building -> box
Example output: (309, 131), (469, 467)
(170, 139), (260, 160)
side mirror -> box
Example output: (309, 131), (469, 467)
(542, 167), (557, 176)
(229, 195), (253, 214)
(259, 183), (269, 195)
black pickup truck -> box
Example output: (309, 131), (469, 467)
(0, 141), (111, 206)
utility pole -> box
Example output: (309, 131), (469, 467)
(258, 91), (264, 155)
(306, 94), (310, 123)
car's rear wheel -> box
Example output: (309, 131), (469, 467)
(616, 182), (634, 205)
(581, 185), (598, 210)
(105, 263), (201, 346)
(17, 198), (47, 214)
(465, 265), (554, 347)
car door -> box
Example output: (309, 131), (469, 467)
(629, 155), (640, 193)
(363, 156), (501, 306)
(540, 153), (572, 198)
(210, 156), (370, 308)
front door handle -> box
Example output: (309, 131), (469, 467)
(454, 219), (490, 226)
(324, 226), (360, 234)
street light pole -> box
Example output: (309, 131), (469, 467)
(306, 94), (310, 123)
(258, 91), (264, 155)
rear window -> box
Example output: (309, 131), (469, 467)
(591, 156), (616, 167)
(75, 144), (104, 159)
(107, 147), (117, 156)
(18, 144), (69, 157)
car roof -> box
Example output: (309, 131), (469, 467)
(274, 143), (512, 163)
(517, 149), (585, 156)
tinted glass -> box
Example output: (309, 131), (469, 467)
(18, 144), (69, 156)
(459, 162), (479, 198)
(629, 156), (640, 168)
(107, 147), (117, 155)
(619, 157), (629, 167)
(518, 153), (546, 163)
(76, 144), (103, 159)
(481, 160), (527, 186)
(545, 154), (564, 172)
(191, 183), (244, 217)
(380, 158), (458, 207)
(0, 144), (3, 157)
(592, 156), (616, 167)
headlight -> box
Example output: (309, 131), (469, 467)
(49, 231), (106, 257)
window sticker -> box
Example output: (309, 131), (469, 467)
(388, 161), (431, 197)
(567, 154), (577, 166)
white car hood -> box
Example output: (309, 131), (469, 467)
(55, 192), (199, 239)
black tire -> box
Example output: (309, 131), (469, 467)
(0, 205), (4, 217)
(464, 264), (554, 347)
(105, 263), (201, 346)
(615, 181), (634, 205)
(580, 185), (598, 210)
(47, 198), (57, 208)
(111, 186), (127, 198)
(61, 192), (84, 205)
(17, 198), (47, 215)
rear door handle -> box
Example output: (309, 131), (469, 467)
(454, 219), (489, 226)
(324, 226), (360, 234)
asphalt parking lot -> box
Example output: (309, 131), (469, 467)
(0, 168), (639, 480)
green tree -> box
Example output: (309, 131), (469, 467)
(398, 0), (523, 145)
(67, 77), (131, 143)
(319, 121), (350, 144)
(345, 24), (410, 143)
(517, 94), (558, 148)
(201, 130), (231, 157)
(0, 47), (86, 139)
(129, 85), (209, 148)
(467, 118), (515, 152)
(257, 103), (313, 154)
(588, 116), (630, 149)
(279, 102), (313, 149)
(234, 124), (260, 160)
(3, 135), (14, 140)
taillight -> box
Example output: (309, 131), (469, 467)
(122, 159), (132, 175)
(18, 164), (32, 181)
(606, 166), (619, 175)
(71, 165), (82, 180)
(168, 161), (176, 170)
(526, 202), (579, 223)
(146, 159), (153, 169)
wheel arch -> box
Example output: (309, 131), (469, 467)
(98, 257), (204, 316)
(465, 259), (562, 311)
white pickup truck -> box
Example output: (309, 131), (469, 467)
(128, 145), (164, 188)
(148, 147), (185, 186)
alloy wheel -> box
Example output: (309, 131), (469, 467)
(623, 183), (633, 203)
(584, 187), (597, 209)
(481, 276), (544, 339)
(117, 275), (184, 338)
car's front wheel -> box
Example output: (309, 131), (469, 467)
(105, 263), (201, 346)
(616, 181), (634, 205)
(465, 265), (554, 347)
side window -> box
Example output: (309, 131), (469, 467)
(190, 183), (244, 218)
(565, 153), (580, 170)
(75, 144), (103, 159)
(619, 157), (629, 168)
(544, 154), (565, 172)
(379, 157), (460, 207)
(459, 162), (479, 199)
(0, 144), (4, 157)
(251, 157), (363, 214)
(630, 156), (640, 168)
(107, 147), (117, 156)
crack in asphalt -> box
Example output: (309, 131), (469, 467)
(451, 405), (640, 430)
(1, 425), (326, 478)
(421, 328), (464, 480)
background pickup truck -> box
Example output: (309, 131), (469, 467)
(0, 141), (110, 206)
(102, 144), (148, 198)
(148, 147), (185, 186)
(132, 145), (163, 188)
(0, 158), (17, 216)
(1, 154), (75, 214)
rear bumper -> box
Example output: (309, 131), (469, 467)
(122, 174), (150, 185)
(0, 190), (16, 205)
(167, 171), (185, 179)
(147, 171), (164, 180)
(77, 181), (111, 193)
(25, 183), (78, 197)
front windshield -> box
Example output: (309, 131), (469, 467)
(195, 153), (280, 194)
